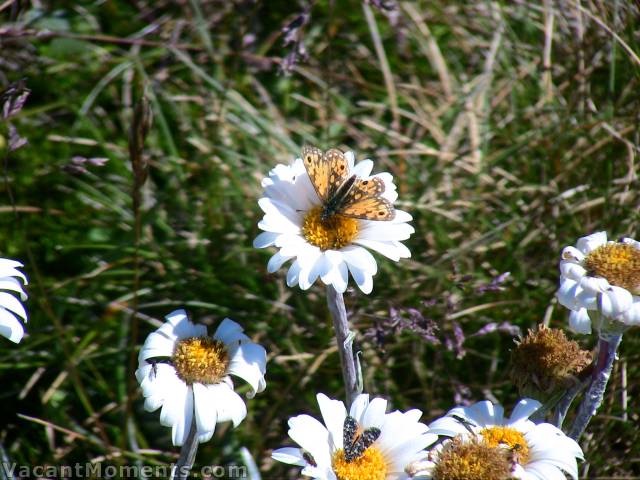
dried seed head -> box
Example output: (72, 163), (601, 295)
(432, 436), (513, 480)
(510, 324), (592, 397)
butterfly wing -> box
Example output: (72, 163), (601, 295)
(323, 148), (350, 200)
(343, 415), (358, 448)
(301, 146), (350, 202)
(340, 177), (395, 221)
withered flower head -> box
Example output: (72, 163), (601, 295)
(510, 324), (591, 397)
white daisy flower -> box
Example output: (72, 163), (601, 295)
(423, 398), (583, 480)
(557, 231), (640, 333)
(135, 309), (267, 446)
(0, 258), (28, 343)
(272, 392), (437, 480)
(253, 149), (413, 294)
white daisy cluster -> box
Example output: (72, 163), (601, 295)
(135, 309), (266, 445)
(0, 258), (29, 343)
(253, 150), (413, 294)
(558, 231), (640, 334)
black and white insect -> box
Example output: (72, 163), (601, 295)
(146, 356), (173, 379)
(343, 415), (381, 463)
(451, 414), (478, 435)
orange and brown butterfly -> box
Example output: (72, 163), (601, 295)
(300, 145), (395, 222)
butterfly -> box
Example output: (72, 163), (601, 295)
(301, 146), (395, 222)
(343, 415), (381, 462)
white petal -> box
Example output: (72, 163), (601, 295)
(0, 292), (27, 321)
(193, 383), (218, 433)
(272, 447), (307, 466)
(621, 237), (640, 250)
(448, 400), (503, 428)
(349, 394), (370, 422)
(621, 298), (640, 325)
(0, 258), (24, 269)
(172, 387), (194, 446)
(392, 210), (412, 223)
(328, 262), (349, 293)
(198, 429), (215, 443)
(286, 260), (302, 288)
(347, 264), (373, 294)
(0, 262), (28, 285)
(508, 399), (542, 426)
(579, 276), (609, 294)
(341, 246), (378, 275)
(352, 159), (373, 177)
(159, 379), (190, 429)
(139, 364), (180, 411)
(427, 416), (472, 437)
(0, 277), (28, 300)
(560, 246), (584, 263)
(576, 231), (607, 253)
(317, 393), (347, 450)
(556, 278), (582, 310)
(266, 251), (293, 273)
(600, 286), (633, 317)
(228, 342), (267, 396)
(575, 288), (598, 310)
(359, 222), (414, 241)
(288, 414), (333, 468)
(138, 332), (175, 362)
(213, 318), (245, 344)
(361, 397), (387, 429)
(559, 262), (586, 281)
(568, 309), (592, 334)
(344, 151), (356, 168)
(164, 309), (205, 339)
(207, 383), (247, 427)
(253, 231), (279, 248)
(353, 239), (404, 261)
(0, 308), (24, 343)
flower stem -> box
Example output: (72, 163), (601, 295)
(568, 332), (623, 440)
(552, 376), (589, 429)
(326, 286), (361, 407)
(172, 415), (199, 480)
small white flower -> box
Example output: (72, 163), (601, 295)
(558, 231), (640, 333)
(272, 392), (437, 480)
(135, 309), (267, 446)
(0, 258), (28, 343)
(253, 150), (413, 294)
(426, 398), (583, 480)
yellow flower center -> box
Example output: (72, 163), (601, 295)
(332, 447), (387, 480)
(583, 243), (640, 292)
(302, 206), (359, 251)
(172, 337), (229, 385)
(481, 426), (530, 465)
(433, 436), (513, 480)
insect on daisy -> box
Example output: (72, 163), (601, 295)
(301, 146), (395, 222)
(254, 147), (413, 293)
(420, 398), (583, 480)
(271, 393), (437, 480)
